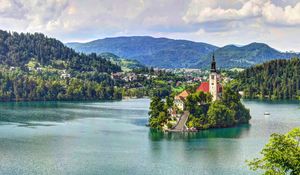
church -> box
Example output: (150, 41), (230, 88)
(174, 54), (222, 110)
(196, 54), (222, 101)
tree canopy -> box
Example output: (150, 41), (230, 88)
(237, 58), (300, 100)
(248, 128), (300, 175)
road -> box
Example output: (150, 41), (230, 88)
(171, 111), (189, 132)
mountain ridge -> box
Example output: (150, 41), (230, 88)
(66, 36), (219, 68)
(66, 36), (299, 69)
(195, 42), (299, 68)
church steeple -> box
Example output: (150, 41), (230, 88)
(209, 53), (219, 101)
(211, 53), (216, 73)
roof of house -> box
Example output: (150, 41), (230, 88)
(175, 90), (190, 100)
(196, 82), (210, 93)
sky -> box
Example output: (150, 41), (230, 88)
(0, 0), (300, 52)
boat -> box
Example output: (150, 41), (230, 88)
(264, 112), (270, 115)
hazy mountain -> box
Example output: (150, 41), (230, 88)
(195, 43), (299, 68)
(66, 36), (218, 68)
(67, 36), (299, 69)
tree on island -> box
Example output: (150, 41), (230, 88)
(207, 101), (235, 128)
(221, 82), (251, 124)
(187, 82), (251, 130)
(148, 96), (167, 129)
(248, 128), (300, 175)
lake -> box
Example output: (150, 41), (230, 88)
(0, 99), (299, 175)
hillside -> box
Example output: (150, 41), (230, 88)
(0, 30), (122, 101)
(66, 36), (218, 68)
(237, 58), (300, 100)
(195, 43), (299, 68)
(0, 30), (120, 73)
(67, 37), (299, 69)
(100, 52), (145, 72)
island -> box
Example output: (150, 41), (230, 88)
(148, 54), (251, 131)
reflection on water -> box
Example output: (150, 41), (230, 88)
(0, 99), (148, 124)
(149, 124), (251, 141)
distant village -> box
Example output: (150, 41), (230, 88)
(110, 68), (231, 85)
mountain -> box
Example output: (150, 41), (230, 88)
(99, 52), (145, 71)
(0, 30), (121, 73)
(66, 36), (218, 68)
(190, 43), (299, 68)
(67, 37), (299, 69)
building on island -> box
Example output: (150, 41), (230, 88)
(174, 90), (190, 110)
(197, 54), (222, 101)
(173, 54), (222, 111)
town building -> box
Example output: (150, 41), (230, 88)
(174, 90), (190, 110)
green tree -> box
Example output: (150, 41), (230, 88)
(148, 96), (165, 129)
(237, 58), (300, 100)
(222, 83), (251, 124)
(248, 128), (300, 175)
(207, 101), (235, 128)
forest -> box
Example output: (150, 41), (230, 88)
(237, 58), (300, 100)
(0, 30), (124, 101)
(0, 30), (121, 72)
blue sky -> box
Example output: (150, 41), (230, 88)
(0, 0), (300, 51)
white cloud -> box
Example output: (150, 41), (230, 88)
(0, 0), (299, 51)
(262, 1), (300, 25)
(0, 0), (69, 32)
(183, 0), (264, 23)
(183, 0), (300, 26)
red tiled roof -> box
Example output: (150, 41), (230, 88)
(196, 82), (210, 93)
(196, 82), (222, 93)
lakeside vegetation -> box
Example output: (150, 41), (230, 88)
(237, 58), (300, 100)
(0, 66), (122, 101)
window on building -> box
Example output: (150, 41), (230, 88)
(211, 75), (214, 79)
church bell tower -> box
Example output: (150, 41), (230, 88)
(209, 54), (219, 101)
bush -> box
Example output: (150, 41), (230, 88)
(167, 123), (173, 129)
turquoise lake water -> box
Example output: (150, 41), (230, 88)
(0, 99), (299, 175)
